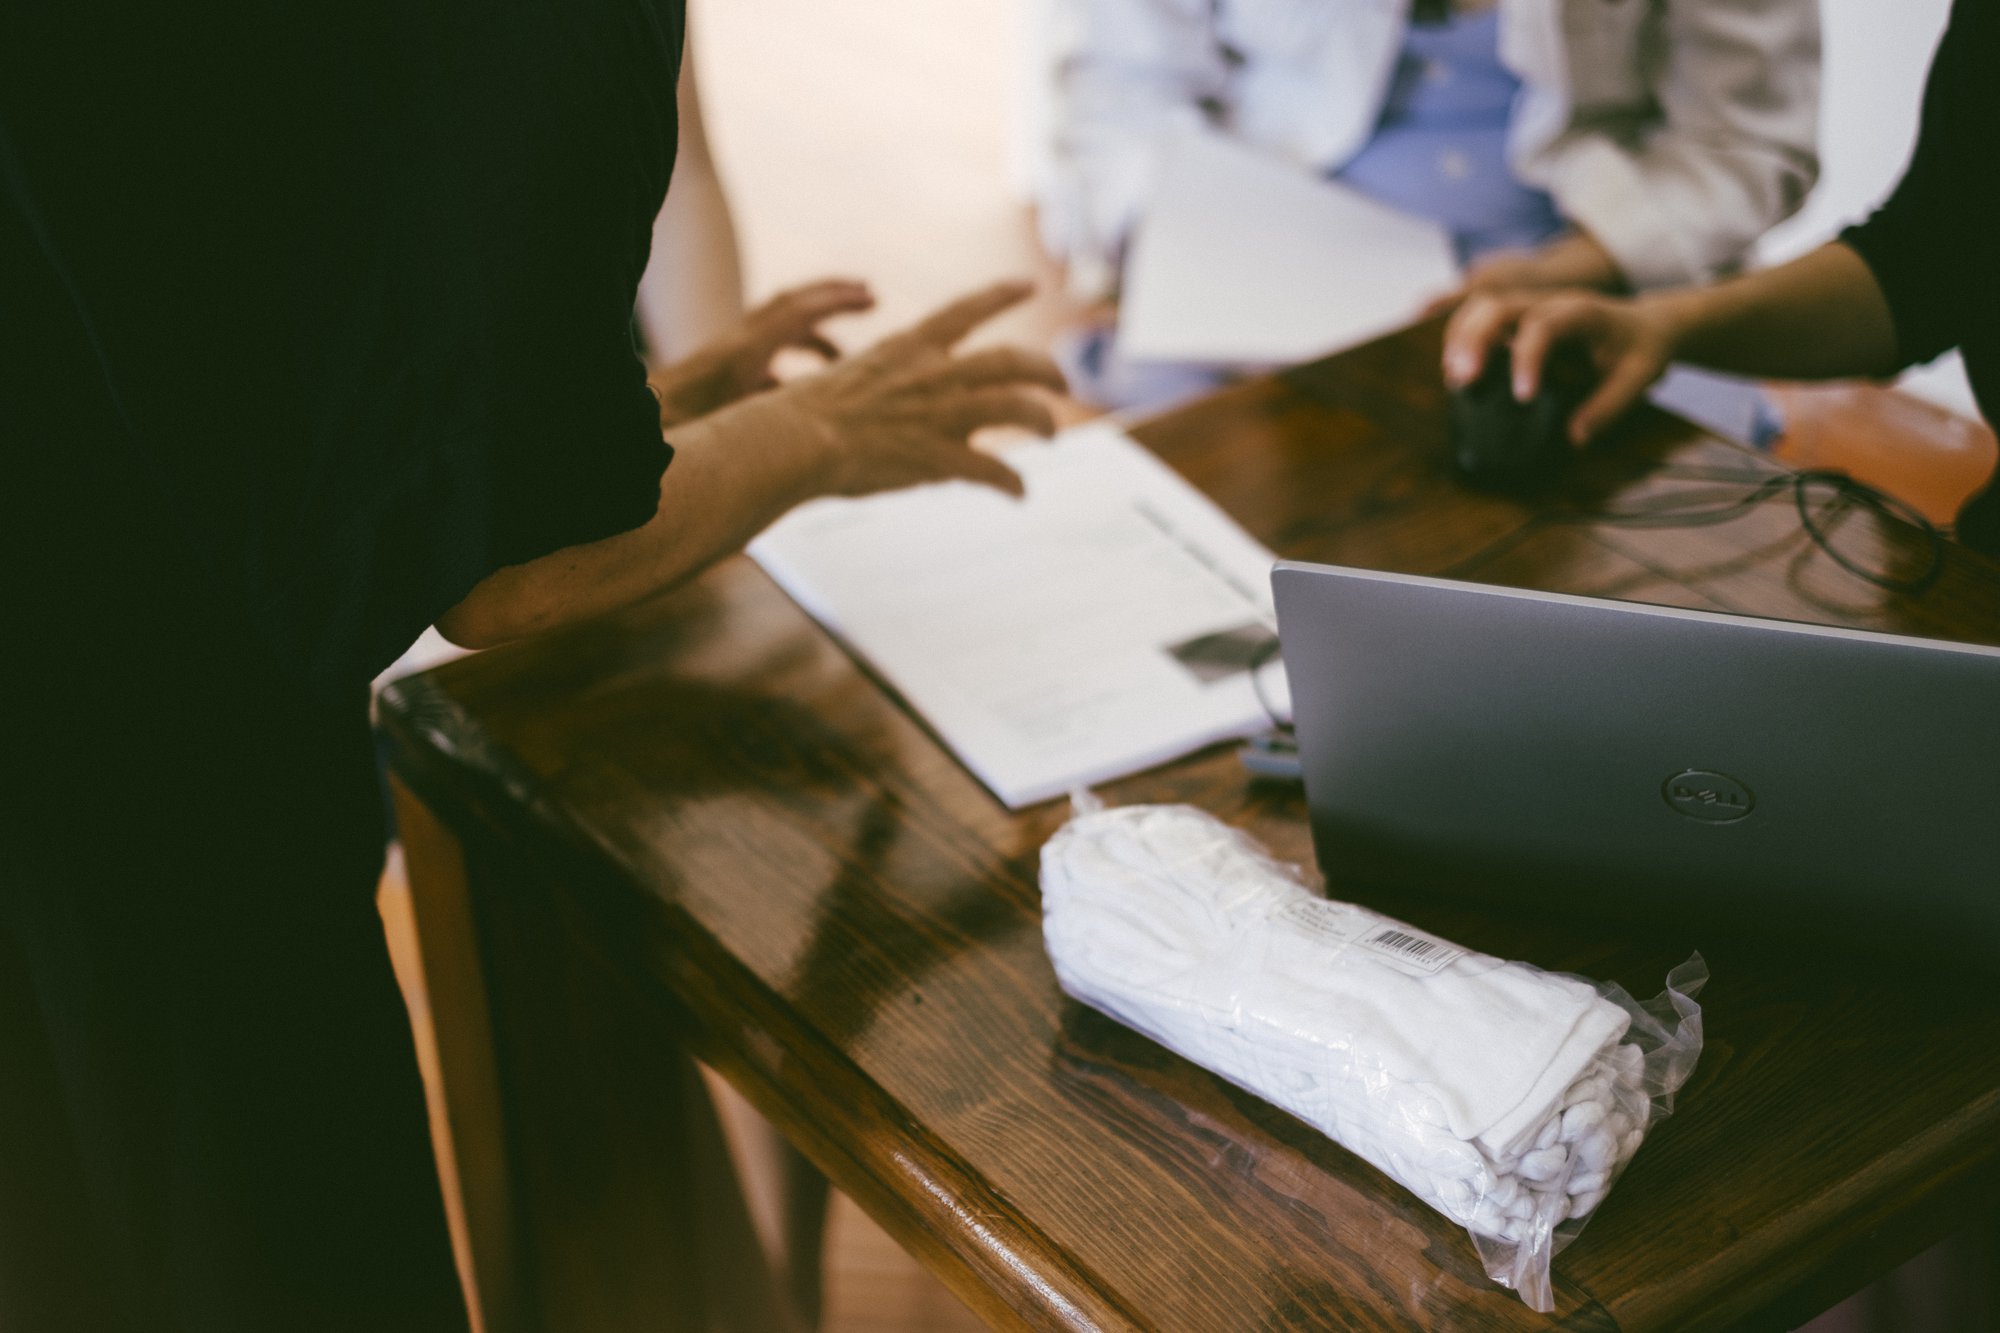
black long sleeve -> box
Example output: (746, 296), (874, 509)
(2, 2), (684, 698)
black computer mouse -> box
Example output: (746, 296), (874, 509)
(1449, 345), (1587, 488)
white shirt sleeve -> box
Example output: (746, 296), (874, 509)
(1039, 0), (1231, 299)
(1515, 0), (1821, 289)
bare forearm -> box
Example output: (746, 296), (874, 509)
(437, 396), (828, 648)
(1650, 242), (1901, 382)
(439, 279), (1059, 649)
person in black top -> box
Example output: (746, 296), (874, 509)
(1439, 0), (2000, 556)
(0, 4), (1060, 1329)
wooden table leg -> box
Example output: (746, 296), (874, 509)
(392, 775), (803, 1333)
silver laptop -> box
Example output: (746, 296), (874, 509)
(1272, 562), (2000, 946)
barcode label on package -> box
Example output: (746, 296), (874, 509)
(1273, 901), (1464, 977)
(1360, 925), (1463, 976)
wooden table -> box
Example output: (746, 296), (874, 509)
(380, 323), (2000, 1333)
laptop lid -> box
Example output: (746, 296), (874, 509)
(1272, 562), (2000, 946)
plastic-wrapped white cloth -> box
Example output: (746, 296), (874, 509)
(1039, 795), (1705, 1312)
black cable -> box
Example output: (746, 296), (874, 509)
(1250, 467), (1944, 741)
(1439, 467), (1945, 595)
(1787, 470), (1944, 595)
(1247, 632), (1291, 734)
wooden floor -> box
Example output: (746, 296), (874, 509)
(372, 2), (1994, 1329)
(815, 1193), (989, 1333)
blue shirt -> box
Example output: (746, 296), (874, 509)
(1335, 8), (1564, 264)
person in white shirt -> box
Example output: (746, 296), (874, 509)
(1035, 0), (1820, 403)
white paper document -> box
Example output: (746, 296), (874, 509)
(1117, 128), (1460, 367)
(749, 423), (1285, 808)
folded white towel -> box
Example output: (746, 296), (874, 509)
(1041, 798), (1699, 1311)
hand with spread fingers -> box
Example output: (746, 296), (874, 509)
(649, 278), (878, 425)
(440, 278), (1069, 647)
(1443, 289), (1679, 447)
(770, 279), (1066, 499)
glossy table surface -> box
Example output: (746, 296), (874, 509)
(381, 323), (2000, 1331)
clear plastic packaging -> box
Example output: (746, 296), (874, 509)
(1039, 793), (1706, 1311)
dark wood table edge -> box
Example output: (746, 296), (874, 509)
(382, 672), (1151, 1332)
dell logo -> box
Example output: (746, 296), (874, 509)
(1662, 770), (1755, 823)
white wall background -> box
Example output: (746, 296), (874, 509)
(1754, 0), (1975, 418)
(1755, 0), (1954, 264)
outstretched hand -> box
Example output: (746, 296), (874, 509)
(766, 278), (1067, 499)
(439, 280), (1067, 649)
(649, 279), (877, 425)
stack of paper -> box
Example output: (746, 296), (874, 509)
(1117, 128), (1460, 367)
(749, 423), (1286, 808)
